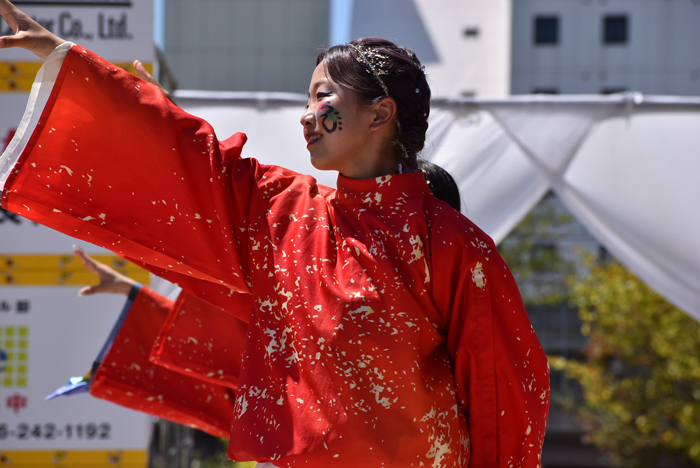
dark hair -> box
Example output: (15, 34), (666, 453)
(418, 160), (461, 212)
(317, 38), (431, 170)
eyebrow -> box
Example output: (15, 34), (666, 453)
(307, 79), (330, 97)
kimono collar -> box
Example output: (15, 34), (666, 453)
(335, 171), (432, 205)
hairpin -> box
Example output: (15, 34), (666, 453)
(348, 43), (410, 159)
(348, 43), (390, 96)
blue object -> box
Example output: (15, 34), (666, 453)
(45, 284), (141, 400)
(45, 376), (90, 400)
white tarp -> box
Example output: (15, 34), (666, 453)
(174, 91), (700, 319)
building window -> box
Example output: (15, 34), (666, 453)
(532, 88), (559, 95)
(600, 87), (628, 95)
(463, 27), (480, 38)
(603, 15), (628, 44)
(534, 16), (559, 45)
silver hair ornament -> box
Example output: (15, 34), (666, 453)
(347, 43), (410, 159)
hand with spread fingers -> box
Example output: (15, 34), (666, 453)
(0, 0), (65, 59)
(74, 246), (136, 297)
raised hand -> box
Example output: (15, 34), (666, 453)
(0, 0), (65, 59)
(74, 246), (136, 297)
(133, 59), (176, 104)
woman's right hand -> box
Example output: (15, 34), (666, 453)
(0, 0), (65, 59)
(133, 59), (176, 105)
(74, 246), (136, 297)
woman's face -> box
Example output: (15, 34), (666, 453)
(301, 61), (378, 177)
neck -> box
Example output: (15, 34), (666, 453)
(339, 140), (399, 179)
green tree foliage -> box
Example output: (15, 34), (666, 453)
(551, 258), (700, 467)
(498, 192), (576, 305)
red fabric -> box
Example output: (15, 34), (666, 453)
(2, 45), (252, 317)
(2, 46), (549, 467)
(90, 287), (234, 437)
(150, 291), (248, 390)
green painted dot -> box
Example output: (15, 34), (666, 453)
(5, 328), (14, 336)
(18, 341), (27, 349)
(5, 340), (14, 348)
(3, 378), (12, 387)
(17, 378), (27, 387)
(17, 365), (26, 373)
(18, 353), (26, 361)
(18, 327), (28, 336)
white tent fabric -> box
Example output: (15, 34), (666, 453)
(171, 91), (700, 318)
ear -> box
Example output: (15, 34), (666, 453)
(368, 97), (397, 132)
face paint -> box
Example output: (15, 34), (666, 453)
(303, 61), (389, 177)
(318, 102), (343, 133)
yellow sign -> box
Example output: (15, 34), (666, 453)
(0, 62), (153, 93)
(0, 449), (147, 467)
(0, 254), (150, 286)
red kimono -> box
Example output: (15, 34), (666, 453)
(0, 44), (549, 467)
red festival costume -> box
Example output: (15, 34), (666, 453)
(0, 44), (549, 467)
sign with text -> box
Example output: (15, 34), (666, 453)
(1, 2), (154, 466)
(0, 214), (153, 467)
(0, 1), (153, 92)
(1, 1), (153, 62)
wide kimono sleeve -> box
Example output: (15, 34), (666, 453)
(150, 290), (250, 389)
(0, 43), (259, 312)
(430, 209), (550, 468)
(90, 286), (236, 437)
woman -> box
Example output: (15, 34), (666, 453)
(0, 1), (549, 467)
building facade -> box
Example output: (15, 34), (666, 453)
(160, 0), (512, 97)
(161, 0), (330, 93)
(512, 0), (700, 95)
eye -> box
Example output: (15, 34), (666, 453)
(317, 91), (332, 99)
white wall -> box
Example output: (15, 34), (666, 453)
(415, 0), (512, 97)
(347, 0), (512, 97)
(512, 0), (700, 95)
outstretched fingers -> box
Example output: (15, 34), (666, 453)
(0, 0), (21, 49)
(133, 59), (176, 104)
(74, 245), (102, 276)
(0, 0), (65, 59)
(73, 245), (136, 297)
(133, 60), (153, 81)
(0, 0), (21, 33)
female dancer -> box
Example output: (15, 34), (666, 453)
(0, 1), (549, 467)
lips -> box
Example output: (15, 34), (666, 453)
(305, 132), (321, 145)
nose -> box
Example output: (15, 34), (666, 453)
(300, 105), (315, 128)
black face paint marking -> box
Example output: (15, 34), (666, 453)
(319, 102), (343, 133)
